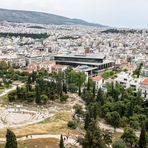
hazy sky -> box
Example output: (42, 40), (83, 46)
(0, 0), (148, 28)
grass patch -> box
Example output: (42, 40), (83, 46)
(39, 111), (71, 124)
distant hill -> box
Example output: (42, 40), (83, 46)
(0, 8), (105, 27)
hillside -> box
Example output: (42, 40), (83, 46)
(0, 8), (104, 27)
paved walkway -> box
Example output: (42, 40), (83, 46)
(99, 121), (140, 137)
(0, 83), (24, 97)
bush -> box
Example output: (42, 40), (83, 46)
(67, 120), (77, 129)
(73, 104), (83, 117)
(120, 117), (128, 127)
(60, 95), (68, 102)
(102, 70), (115, 79)
(112, 139), (126, 148)
(68, 84), (78, 93)
(41, 94), (48, 104)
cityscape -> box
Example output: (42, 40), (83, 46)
(0, 1), (147, 148)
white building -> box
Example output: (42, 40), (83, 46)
(114, 72), (141, 92)
(91, 75), (103, 90)
(140, 78), (148, 99)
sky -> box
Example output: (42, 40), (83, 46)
(0, 0), (148, 28)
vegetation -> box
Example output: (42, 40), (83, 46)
(1, 60), (147, 147)
(58, 36), (80, 40)
(5, 129), (17, 148)
(1, 65), (87, 106)
(105, 111), (120, 132)
(112, 139), (126, 148)
(79, 74), (147, 147)
(133, 63), (143, 78)
(0, 61), (29, 83)
(102, 29), (143, 34)
(102, 70), (116, 79)
(81, 80), (148, 130)
(82, 119), (107, 148)
(0, 32), (49, 39)
(59, 134), (65, 148)
(67, 120), (77, 129)
(121, 127), (138, 147)
(73, 104), (84, 118)
(139, 123), (147, 148)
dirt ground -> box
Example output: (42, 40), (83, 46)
(0, 138), (59, 148)
(0, 111), (79, 138)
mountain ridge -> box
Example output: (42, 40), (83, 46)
(0, 8), (105, 27)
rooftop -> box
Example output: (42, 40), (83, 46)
(55, 59), (113, 66)
(92, 75), (103, 81)
(54, 54), (105, 60)
(141, 78), (148, 85)
(76, 65), (98, 72)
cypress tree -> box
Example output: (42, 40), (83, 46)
(35, 84), (41, 104)
(82, 120), (107, 148)
(5, 129), (17, 148)
(139, 123), (146, 148)
(59, 134), (65, 148)
(63, 82), (67, 94)
(92, 82), (96, 98)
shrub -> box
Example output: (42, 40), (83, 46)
(60, 95), (68, 102)
(112, 139), (126, 148)
(67, 120), (77, 129)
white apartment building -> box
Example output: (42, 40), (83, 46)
(114, 72), (148, 99)
(114, 72), (141, 91)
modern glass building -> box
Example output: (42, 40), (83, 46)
(54, 54), (115, 74)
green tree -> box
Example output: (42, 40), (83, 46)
(139, 122), (146, 148)
(16, 86), (20, 99)
(82, 120), (106, 148)
(133, 63), (143, 78)
(60, 95), (68, 102)
(105, 111), (120, 132)
(84, 112), (92, 130)
(5, 129), (17, 148)
(67, 120), (77, 129)
(59, 134), (65, 148)
(62, 82), (67, 94)
(121, 127), (138, 147)
(35, 84), (41, 104)
(40, 94), (48, 104)
(112, 139), (126, 148)
(102, 130), (112, 145)
(96, 88), (105, 106)
(129, 115), (140, 129)
(27, 74), (32, 84)
(31, 71), (37, 83)
(87, 103), (99, 120)
(73, 104), (84, 118)
(102, 70), (115, 80)
(55, 72), (63, 97)
(76, 72), (86, 96)
(8, 91), (16, 102)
